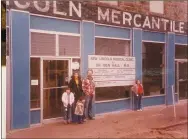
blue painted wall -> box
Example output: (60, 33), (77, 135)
(133, 29), (142, 81)
(166, 33), (175, 105)
(10, 11), (30, 129)
(142, 31), (165, 42)
(81, 21), (95, 77)
(142, 96), (165, 107)
(95, 25), (130, 39)
(96, 99), (131, 114)
(30, 110), (41, 124)
(175, 35), (188, 44)
(30, 16), (80, 34)
(81, 21), (95, 116)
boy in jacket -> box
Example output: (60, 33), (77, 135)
(62, 87), (75, 124)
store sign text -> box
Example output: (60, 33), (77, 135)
(88, 55), (136, 87)
(7, 1), (187, 34)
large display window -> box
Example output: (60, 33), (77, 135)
(95, 38), (131, 101)
(142, 42), (165, 96)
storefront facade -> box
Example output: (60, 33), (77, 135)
(6, 1), (187, 131)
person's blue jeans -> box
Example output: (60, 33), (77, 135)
(138, 94), (142, 110)
(77, 115), (83, 123)
(84, 95), (93, 119)
(64, 105), (72, 121)
(133, 93), (142, 110)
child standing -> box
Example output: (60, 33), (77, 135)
(62, 87), (75, 124)
(75, 96), (85, 124)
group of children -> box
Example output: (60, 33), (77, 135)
(61, 87), (85, 124)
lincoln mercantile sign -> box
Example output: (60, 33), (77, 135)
(7, 0), (188, 34)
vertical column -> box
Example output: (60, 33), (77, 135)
(133, 28), (142, 81)
(10, 10), (30, 129)
(81, 21), (95, 78)
(81, 21), (95, 116)
(166, 32), (175, 105)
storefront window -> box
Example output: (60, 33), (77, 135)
(142, 43), (165, 96)
(95, 38), (131, 101)
(175, 45), (188, 59)
(30, 58), (40, 109)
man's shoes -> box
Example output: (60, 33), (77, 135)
(78, 121), (84, 124)
(88, 117), (95, 120)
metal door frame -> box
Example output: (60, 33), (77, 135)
(40, 57), (71, 123)
(175, 59), (188, 101)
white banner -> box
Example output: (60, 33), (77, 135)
(88, 55), (136, 87)
(93, 75), (135, 82)
(95, 81), (135, 87)
(93, 69), (135, 75)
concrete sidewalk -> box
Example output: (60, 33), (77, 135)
(7, 101), (187, 138)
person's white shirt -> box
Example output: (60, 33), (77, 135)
(62, 92), (74, 107)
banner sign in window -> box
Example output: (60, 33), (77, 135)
(88, 55), (136, 87)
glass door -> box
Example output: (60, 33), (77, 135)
(42, 59), (70, 120)
(176, 61), (188, 100)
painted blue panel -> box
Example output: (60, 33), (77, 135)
(95, 99), (131, 114)
(11, 11), (30, 129)
(81, 21), (95, 77)
(143, 31), (165, 42)
(142, 96), (165, 107)
(30, 15), (80, 34)
(31, 110), (41, 124)
(166, 33), (175, 105)
(6, 11), (9, 26)
(81, 21), (95, 116)
(95, 25), (130, 39)
(133, 29), (142, 81)
(175, 35), (188, 44)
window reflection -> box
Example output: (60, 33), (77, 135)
(43, 60), (69, 88)
(95, 38), (131, 101)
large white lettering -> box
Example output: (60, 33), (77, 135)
(33, 1), (50, 13)
(152, 17), (160, 29)
(112, 9), (120, 24)
(170, 20), (173, 32)
(53, 1), (67, 16)
(133, 14), (141, 27)
(173, 21), (179, 33)
(143, 16), (151, 29)
(14, 1), (30, 9)
(69, 1), (81, 17)
(179, 22), (185, 34)
(161, 18), (169, 31)
(98, 7), (109, 22)
(123, 12), (132, 26)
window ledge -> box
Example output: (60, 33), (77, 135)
(96, 97), (130, 103)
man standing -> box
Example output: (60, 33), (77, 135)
(82, 69), (95, 120)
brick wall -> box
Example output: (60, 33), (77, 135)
(96, 1), (187, 22)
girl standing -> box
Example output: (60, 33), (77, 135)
(131, 80), (144, 111)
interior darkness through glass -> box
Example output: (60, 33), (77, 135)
(142, 43), (165, 96)
(30, 58), (40, 109)
(175, 45), (188, 59)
